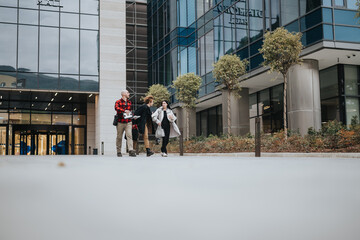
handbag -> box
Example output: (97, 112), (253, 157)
(155, 126), (165, 138)
(113, 114), (119, 126)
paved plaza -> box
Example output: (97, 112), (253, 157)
(0, 155), (359, 240)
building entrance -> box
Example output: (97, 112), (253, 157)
(12, 125), (69, 155)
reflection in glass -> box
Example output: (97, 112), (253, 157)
(0, 7), (17, 23)
(0, 24), (17, 72)
(18, 25), (38, 73)
(347, 0), (358, 9)
(0, 126), (6, 155)
(271, 84), (283, 114)
(271, 0), (280, 29)
(61, 13), (79, 28)
(9, 111), (30, 124)
(80, 14), (98, 30)
(80, 0), (99, 15)
(0, 72), (17, 88)
(334, 9), (358, 26)
(60, 29), (79, 74)
(299, 0), (321, 16)
(40, 10), (60, 27)
(60, 0), (79, 13)
(52, 112), (72, 125)
(281, 0), (298, 25)
(80, 76), (98, 91)
(19, 0), (38, 9)
(80, 30), (99, 75)
(17, 73), (38, 89)
(259, 89), (270, 115)
(334, 0), (345, 6)
(346, 97), (359, 125)
(19, 9), (38, 25)
(320, 66), (338, 99)
(74, 127), (85, 154)
(249, 0), (263, 42)
(38, 74), (59, 90)
(0, 111), (8, 124)
(73, 114), (86, 125)
(39, 27), (59, 73)
(60, 75), (79, 90)
(344, 65), (359, 96)
(0, 0), (17, 7)
(335, 26), (360, 43)
(31, 113), (51, 125)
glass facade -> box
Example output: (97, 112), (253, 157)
(0, 0), (99, 92)
(148, 0), (360, 99)
(196, 105), (222, 136)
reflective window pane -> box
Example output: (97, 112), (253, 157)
(0, 7), (17, 23)
(249, 0), (263, 42)
(17, 73), (38, 89)
(335, 26), (360, 42)
(334, 0), (345, 6)
(281, 0), (299, 25)
(39, 27), (59, 73)
(344, 65), (359, 95)
(0, 72), (17, 88)
(323, 0), (332, 7)
(334, 9), (358, 26)
(19, 0), (38, 9)
(31, 113), (51, 125)
(38, 74), (59, 90)
(346, 97), (359, 125)
(0, 24), (17, 72)
(321, 98), (340, 122)
(80, 30), (99, 75)
(19, 9), (38, 25)
(52, 113), (72, 125)
(9, 111), (30, 124)
(347, 0), (358, 9)
(40, 10), (59, 27)
(80, 76), (98, 91)
(300, 0), (321, 16)
(60, 75), (79, 90)
(18, 25), (38, 73)
(80, 0), (99, 15)
(60, 29), (79, 74)
(0, 0), (17, 7)
(60, 13), (79, 28)
(320, 66), (338, 99)
(80, 14), (98, 30)
(60, 0), (79, 13)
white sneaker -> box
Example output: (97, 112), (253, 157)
(161, 152), (168, 157)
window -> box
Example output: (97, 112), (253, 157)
(60, 29), (79, 74)
(281, 0), (299, 25)
(80, 30), (99, 75)
(39, 27), (59, 73)
(18, 25), (38, 73)
(0, 24), (17, 72)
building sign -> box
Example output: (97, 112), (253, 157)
(217, 1), (263, 26)
(37, 0), (63, 8)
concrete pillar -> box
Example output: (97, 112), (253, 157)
(222, 88), (250, 136)
(287, 59), (321, 135)
(172, 107), (196, 139)
(87, 103), (95, 155)
(97, 1), (126, 155)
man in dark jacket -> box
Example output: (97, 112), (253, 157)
(114, 90), (136, 157)
(134, 95), (155, 157)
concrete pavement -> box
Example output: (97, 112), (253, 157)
(0, 155), (359, 240)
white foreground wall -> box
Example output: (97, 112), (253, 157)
(96, 0), (127, 155)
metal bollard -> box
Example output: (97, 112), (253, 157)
(255, 117), (261, 157)
(101, 141), (104, 155)
(179, 129), (184, 156)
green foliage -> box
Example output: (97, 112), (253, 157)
(356, 0), (360, 19)
(213, 54), (248, 97)
(259, 27), (303, 76)
(172, 73), (202, 109)
(350, 115), (359, 129)
(143, 84), (170, 107)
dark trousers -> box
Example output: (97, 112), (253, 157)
(161, 125), (170, 154)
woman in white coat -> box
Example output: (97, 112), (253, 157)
(152, 101), (181, 157)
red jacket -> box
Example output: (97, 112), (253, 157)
(114, 98), (132, 123)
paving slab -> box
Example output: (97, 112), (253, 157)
(0, 155), (359, 240)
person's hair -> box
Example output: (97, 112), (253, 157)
(162, 100), (171, 110)
(121, 90), (128, 96)
(144, 95), (154, 104)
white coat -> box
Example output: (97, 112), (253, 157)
(152, 107), (181, 138)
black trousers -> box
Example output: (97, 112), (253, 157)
(161, 124), (170, 154)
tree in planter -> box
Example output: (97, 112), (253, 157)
(213, 54), (248, 136)
(172, 73), (202, 139)
(143, 84), (170, 107)
(259, 27), (303, 138)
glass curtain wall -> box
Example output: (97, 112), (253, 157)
(0, 0), (99, 92)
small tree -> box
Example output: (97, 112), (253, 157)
(172, 73), (202, 138)
(143, 84), (170, 107)
(213, 54), (248, 136)
(259, 27), (303, 138)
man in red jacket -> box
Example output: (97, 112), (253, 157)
(114, 90), (136, 157)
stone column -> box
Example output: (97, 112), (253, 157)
(96, 1), (127, 155)
(172, 107), (196, 139)
(287, 59), (321, 135)
(222, 88), (250, 136)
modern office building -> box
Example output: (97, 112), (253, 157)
(148, 0), (360, 137)
(0, 0), (144, 155)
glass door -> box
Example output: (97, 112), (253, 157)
(37, 133), (47, 155)
(0, 126), (7, 155)
(73, 127), (86, 155)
